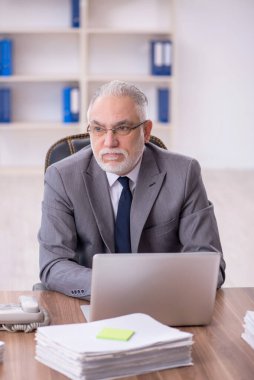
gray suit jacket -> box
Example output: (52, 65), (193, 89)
(38, 143), (225, 298)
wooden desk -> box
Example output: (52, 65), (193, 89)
(0, 288), (254, 380)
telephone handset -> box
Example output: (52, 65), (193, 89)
(0, 296), (50, 332)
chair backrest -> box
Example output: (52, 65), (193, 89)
(45, 133), (167, 172)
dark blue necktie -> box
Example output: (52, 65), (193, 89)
(115, 176), (132, 253)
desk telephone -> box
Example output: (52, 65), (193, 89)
(0, 296), (50, 332)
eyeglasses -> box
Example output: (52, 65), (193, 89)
(87, 120), (147, 137)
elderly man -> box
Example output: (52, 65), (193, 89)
(38, 80), (226, 298)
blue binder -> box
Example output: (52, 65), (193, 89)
(163, 41), (172, 76)
(150, 40), (164, 75)
(1, 39), (13, 76)
(0, 88), (11, 123)
(71, 0), (80, 28)
(63, 87), (72, 123)
(70, 87), (79, 122)
(0, 41), (2, 75)
(63, 87), (79, 123)
(158, 88), (170, 123)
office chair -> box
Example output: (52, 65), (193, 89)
(44, 132), (167, 173)
(33, 132), (167, 291)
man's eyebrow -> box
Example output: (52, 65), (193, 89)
(89, 120), (105, 126)
(90, 119), (132, 127)
(113, 120), (132, 127)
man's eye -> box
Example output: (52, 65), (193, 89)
(117, 126), (130, 132)
(93, 126), (104, 133)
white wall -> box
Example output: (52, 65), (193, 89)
(173, 0), (254, 168)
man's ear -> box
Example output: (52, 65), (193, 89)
(143, 120), (153, 143)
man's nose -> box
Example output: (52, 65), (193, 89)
(103, 130), (119, 147)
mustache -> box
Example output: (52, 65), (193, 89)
(99, 149), (128, 160)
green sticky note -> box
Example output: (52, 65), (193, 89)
(96, 327), (135, 341)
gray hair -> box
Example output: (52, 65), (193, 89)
(87, 80), (148, 121)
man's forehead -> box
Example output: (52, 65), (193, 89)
(91, 95), (136, 109)
(89, 95), (140, 122)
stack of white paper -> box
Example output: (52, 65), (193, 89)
(242, 310), (254, 349)
(0, 341), (4, 363)
(35, 313), (193, 380)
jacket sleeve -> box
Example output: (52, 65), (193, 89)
(38, 165), (91, 299)
(179, 159), (226, 288)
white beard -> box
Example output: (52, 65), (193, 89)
(92, 142), (144, 175)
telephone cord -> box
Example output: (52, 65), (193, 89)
(0, 308), (50, 333)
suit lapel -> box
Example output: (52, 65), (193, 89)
(131, 147), (166, 252)
(81, 147), (165, 253)
(82, 157), (115, 252)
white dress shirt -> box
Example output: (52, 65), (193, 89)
(106, 159), (142, 219)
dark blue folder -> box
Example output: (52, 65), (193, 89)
(158, 88), (170, 123)
(71, 0), (80, 28)
(0, 88), (11, 122)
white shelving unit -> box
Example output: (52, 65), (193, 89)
(0, 0), (174, 168)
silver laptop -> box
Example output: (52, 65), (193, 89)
(81, 252), (220, 326)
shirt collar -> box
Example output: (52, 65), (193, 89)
(106, 158), (142, 188)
